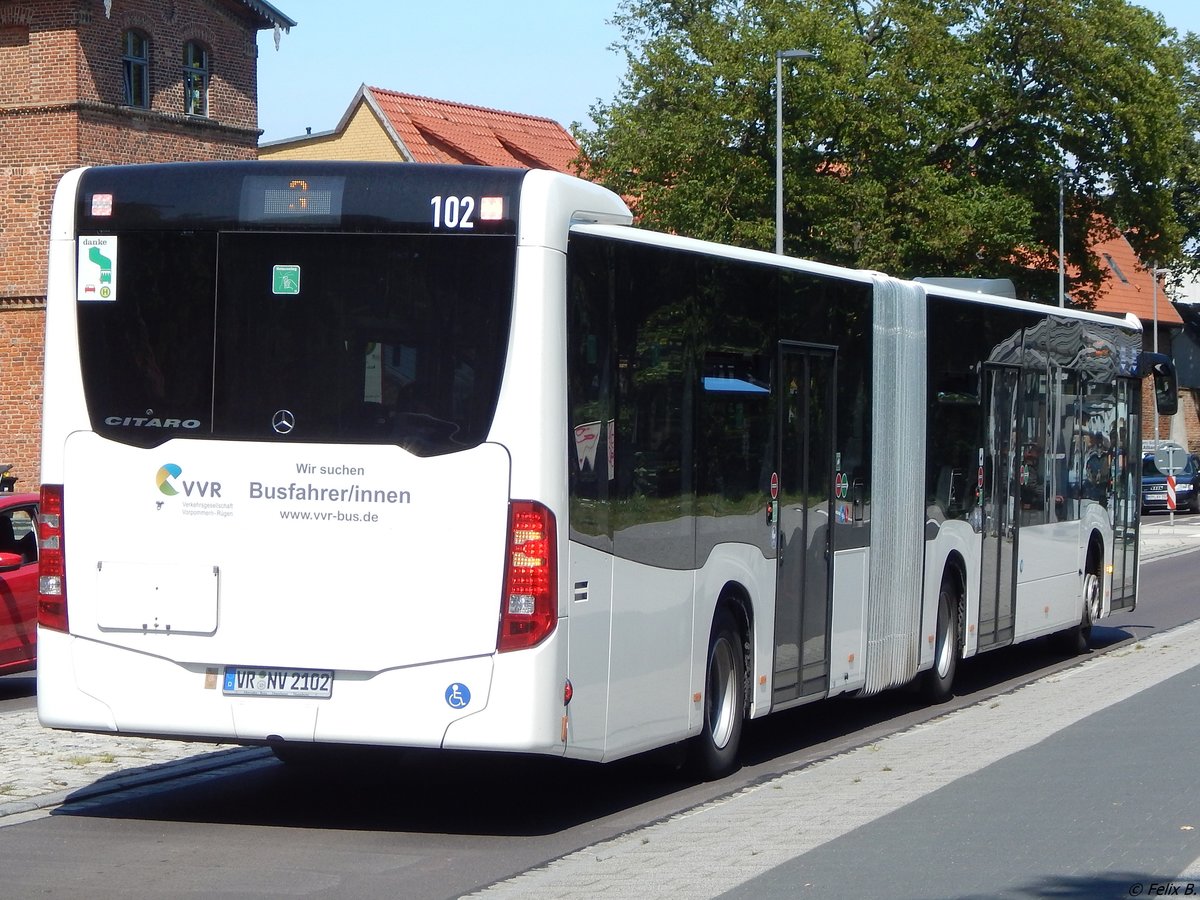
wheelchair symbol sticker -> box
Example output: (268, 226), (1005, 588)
(445, 682), (471, 709)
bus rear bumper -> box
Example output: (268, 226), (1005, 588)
(37, 627), (119, 732)
(34, 628), (562, 754)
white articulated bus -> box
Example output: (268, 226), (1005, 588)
(38, 162), (1177, 778)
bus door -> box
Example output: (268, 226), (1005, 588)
(979, 365), (1019, 649)
(773, 343), (836, 705)
(1109, 379), (1138, 611)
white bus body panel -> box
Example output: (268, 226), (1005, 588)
(440, 635), (568, 756)
(828, 546), (869, 696)
(564, 538), (698, 763)
(488, 245), (567, 534)
(564, 541), (614, 760)
(39, 433), (515, 744)
(60, 433), (510, 668)
(922, 520), (985, 660)
(39, 626), (571, 750)
(692, 543), (777, 718)
(560, 539), (694, 763)
(517, 169), (633, 251)
(1013, 520), (1086, 640)
(691, 543), (776, 719)
(607, 556), (694, 756)
(42, 175), (93, 480)
(566, 538), (776, 764)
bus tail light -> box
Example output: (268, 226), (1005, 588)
(38, 484), (68, 633)
(498, 500), (557, 652)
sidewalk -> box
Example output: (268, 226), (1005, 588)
(2, 518), (1199, 850)
(465, 518), (1200, 898)
(1138, 513), (1200, 559)
(0, 706), (256, 819)
(474, 611), (1200, 899)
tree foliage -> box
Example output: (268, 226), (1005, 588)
(575, 0), (1194, 305)
(1172, 32), (1200, 281)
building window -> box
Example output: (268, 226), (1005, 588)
(183, 42), (209, 117)
(122, 30), (149, 108)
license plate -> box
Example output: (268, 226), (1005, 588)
(1146, 492), (1166, 501)
(222, 667), (333, 698)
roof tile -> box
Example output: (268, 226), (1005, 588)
(1088, 230), (1181, 326)
(368, 87), (579, 172)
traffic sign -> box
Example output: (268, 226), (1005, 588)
(1153, 442), (1187, 477)
(1167, 475), (1177, 511)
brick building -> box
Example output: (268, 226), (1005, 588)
(0, 0), (294, 485)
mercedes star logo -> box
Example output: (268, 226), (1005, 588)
(271, 409), (296, 435)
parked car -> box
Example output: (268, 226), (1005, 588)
(0, 492), (39, 675)
(1141, 450), (1200, 514)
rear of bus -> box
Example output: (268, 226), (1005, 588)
(37, 161), (628, 756)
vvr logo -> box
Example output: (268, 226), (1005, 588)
(156, 463), (222, 499)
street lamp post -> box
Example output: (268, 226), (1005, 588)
(1151, 264), (1171, 441)
(1058, 169), (1065, 308)
(775, 48), (817, 255)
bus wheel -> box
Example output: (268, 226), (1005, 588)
(1056, 570), (1098, 655)
(687, 607), (745, 780)
(921, 574), (960, 703)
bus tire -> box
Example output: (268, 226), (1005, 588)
(921, 573), (960, 703)
(687, 607), (745, 780)
(1055, 569), (1099, 655)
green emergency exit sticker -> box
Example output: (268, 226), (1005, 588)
(272, 265), (301, 295)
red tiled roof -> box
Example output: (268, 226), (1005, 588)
(1018, 217), (1181, 326)
(366, 87), (579, 172)
(1088, 229), (1181, 326)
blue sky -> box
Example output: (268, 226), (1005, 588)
(256, 2), (623, 142)
(256, 1), (1200, 144)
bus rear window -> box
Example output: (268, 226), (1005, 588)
(77, 231), (517, 456)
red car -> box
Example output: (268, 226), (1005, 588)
(0, 492), (39, 674)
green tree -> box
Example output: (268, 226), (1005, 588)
(1172, 32), (1200, 279)
(576, 0), (1191, 305)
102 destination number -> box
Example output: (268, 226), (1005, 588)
(430, 194), (475, 229)
(429, 194), (504, 229)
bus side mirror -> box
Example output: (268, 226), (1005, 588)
(1136, 351), (1179, 417)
